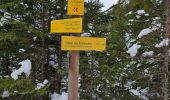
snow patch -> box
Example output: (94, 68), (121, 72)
(19, 49), (26, 53)
(49, 61), (58, 68)
(126, 11), (133, 15)
(127, 43), (141, 57)
(124, 81), (135, 89)
(11, 59), (32, 80)
(2, 90), (9, 98)
(36, 83), (44, 90)
(155, 38), (169, 48)
(33, 37), (37, 41)
(151, 17), (161, 30)
(0, 12), (11, 26)
(35, 79), (48, 90)
(142, 51), (154, 57)
(145, 13), (149, 16)
(136, 15), (141, 19)
(136, 10), (149, 18)
(129, 87), (149, 100)
(4, 12), (11, 19)
(137, 10), (146, 15)
(81, 32), (91, 37)
(129, 89), (141, 96)
(138, 28), (153, 38)
(43, 79), (48, 85)
(0, 18), (8, 26)
(129, 19), (134, 22)
(50, 92), (68, 100)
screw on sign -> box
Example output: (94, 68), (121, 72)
(67, 0), (84, 15)
(74, 8), (78, 12)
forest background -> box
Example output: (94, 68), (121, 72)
(0, 0), (168, 100)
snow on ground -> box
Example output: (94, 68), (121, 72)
(35, 79), (48, 90)
(127, 43), (141, 57)
(155, 38), (169, 48)
(50, 92), (68, 100)
(142, 51), (154, 57)
(11, 59), (32, 80)
(2, 90), (9, 98)
(138, 28), (153, 38)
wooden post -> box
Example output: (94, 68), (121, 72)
(68, 51), (79, 100)
(67, 0), (84, 99)
(162, 0), (170, 99)
(67, 14), (81, 100)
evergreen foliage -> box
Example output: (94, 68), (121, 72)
(0, 0), (168, 99)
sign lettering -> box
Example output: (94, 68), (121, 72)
(50, 18), (82, 33)
(61, 36), (106, 51)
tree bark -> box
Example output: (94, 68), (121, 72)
(162, 0), (170, 99)
(41, 2), (46, 80)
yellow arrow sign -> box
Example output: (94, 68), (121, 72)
(67, 0), (84, 15)
(50, 18), (82, 33)
(61, 36), (106, 51)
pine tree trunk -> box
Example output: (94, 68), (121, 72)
(41, 2), (45, 80)
(162, 0), (170, 99)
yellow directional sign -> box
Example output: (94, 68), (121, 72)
(67, 0), (84, 15)
(50, 18), (82, 33)
(61, 36), (106, 51)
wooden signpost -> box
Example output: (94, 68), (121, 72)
(50, 0), (106, 100)
(67, 1), (84, 99)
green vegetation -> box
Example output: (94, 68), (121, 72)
(0, 0), (168, 99)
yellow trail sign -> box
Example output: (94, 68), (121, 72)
(67, 0), (84, 15)
(61, 36), (106, 51)
(50, 18), (82, 33)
